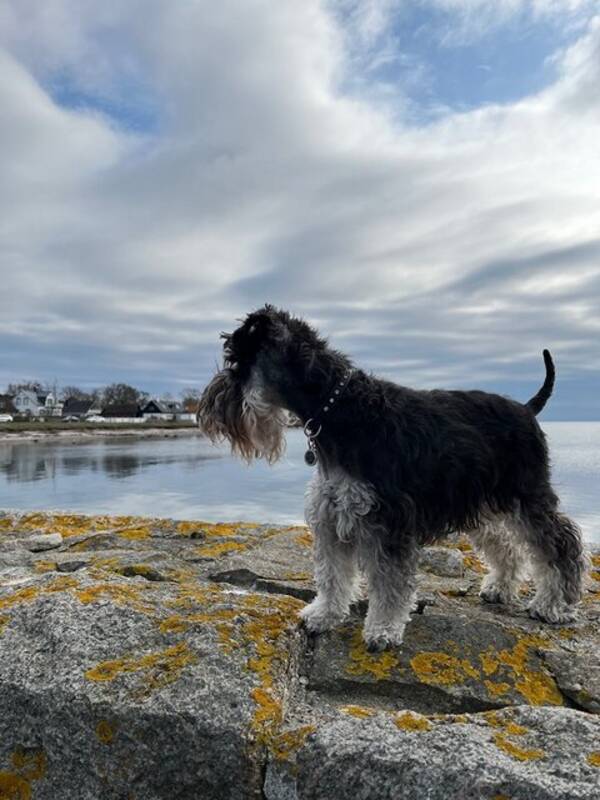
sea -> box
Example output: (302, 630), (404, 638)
(0, 424), (598, 543)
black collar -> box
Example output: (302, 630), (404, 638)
(302, 368), (354, 466)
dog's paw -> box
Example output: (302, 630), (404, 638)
(299, 600), (344, 634)
(479, 585), (519, 606)
(362, 625), (405, 652)
(527, 601), (578, 624)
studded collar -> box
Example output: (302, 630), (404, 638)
(302, 368), (354, 466)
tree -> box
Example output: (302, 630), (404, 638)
(62, 386), (93, 402)
(180, 387), (201, 412)
(100, 383), (146, 407)
(7, 380), (48, 395)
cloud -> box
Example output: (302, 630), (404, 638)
(0, 1), (598, 418)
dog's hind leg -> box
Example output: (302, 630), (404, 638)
(520, 493), (586, 624)
(467, 514), (526, 606)
(360, 537), (419, 652)
(300, 474), (359, 633)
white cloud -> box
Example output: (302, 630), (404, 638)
(0, 1), (598, 416)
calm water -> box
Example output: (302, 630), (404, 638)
(0, 424), (598, 542)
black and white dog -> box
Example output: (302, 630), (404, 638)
(198, 305), (586, 651)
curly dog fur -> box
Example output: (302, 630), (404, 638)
(198, 305), (586, 650)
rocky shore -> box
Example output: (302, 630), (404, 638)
(0, 511), (598, 799)
(0, 427), (201, 445)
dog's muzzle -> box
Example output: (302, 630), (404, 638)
(198, 369), (286, 464)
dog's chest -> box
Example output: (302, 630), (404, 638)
(305, 468), (377, 542)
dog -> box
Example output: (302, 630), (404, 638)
(198, 305), (586, 651)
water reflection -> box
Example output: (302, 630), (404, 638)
(0, 425), (598, 541)
(0, 438), (219, 483)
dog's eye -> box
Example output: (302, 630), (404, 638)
(248, 324), (257, 334)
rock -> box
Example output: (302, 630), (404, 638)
(20, 533), (64, 552)
(0, 511), (598, 800)
(419, 545), (465, 577)
(284, 707), (600, 800)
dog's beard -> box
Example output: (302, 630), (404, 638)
(198, 370), (286, 464)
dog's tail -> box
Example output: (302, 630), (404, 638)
(525, 349), (555, 415)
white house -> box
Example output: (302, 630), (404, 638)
(12, 390), (46, 417)
(12, 390), (64, 418)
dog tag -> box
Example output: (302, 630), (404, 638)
(304, 449), (317, 466)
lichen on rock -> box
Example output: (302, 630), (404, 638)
(0, 512), (598, 799)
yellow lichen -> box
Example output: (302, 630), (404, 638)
(44, 576), (79, 593)
(505, 722), (528, 736)
(176, 521), (204, 535)
(346, 629), (399, 680)
(557, 628), (577, 640)
(0, 615), (8, 635)
(0, 517), (14, 531)
(0, 586), (40, 611)
(195, 540), (249, 558)
(484, 680), (511, 698)
(18, 512), (51, 530)
(215, 592), (304, 750)
(206, 522), (256, 537)
(116, 526), (151, 541)
(251, 686), (283, 744)
(340, 705), (376, 718)
(395, 712), (432, 732)
(95, 720), (116, 744)
(587, 752), (600, 768)
(33, 561), (57, 574)
(484, 713), (528, 736)
(75, 582), (155, 614)
(269, 725), (316, 761)
(0, 772), (31, 799)
(84, 641), (197, 693)
(480, 651), (499, 676)
(159, 616), (189, 634)
(479, 634), (563, 706)
(295, 530), (314, 548)
(493, 733), (544, 762)
(11, 749), (47, 781)
(51, 514), (94, 537)
(410, 651), (479, 687)
(0, 746), (47, 798)
(463, 553), (486, 573)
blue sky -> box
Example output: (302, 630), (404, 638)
(0, 0), (598, 418)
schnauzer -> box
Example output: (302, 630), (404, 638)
(198, 305), (586, 651)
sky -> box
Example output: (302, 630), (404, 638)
(0, 0), (599, 420)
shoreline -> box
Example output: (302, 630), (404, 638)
(0, 426), (203, 445)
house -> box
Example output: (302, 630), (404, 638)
(41, 392), (64, 418)
(62, 398), (94, 419)
(100, 404), (144, 423)
(11, 389), (64, 418)
(141, 399), (174, 420)
(12, 390), (47, 417)
(142, 399), (195, 422)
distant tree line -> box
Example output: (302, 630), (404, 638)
(3, 381), (202, 409)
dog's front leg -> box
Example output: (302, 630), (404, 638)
(361, 539), (419, 652)
(299, 519), (358, 633)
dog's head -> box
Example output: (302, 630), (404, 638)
(198, 305), (324, 463)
